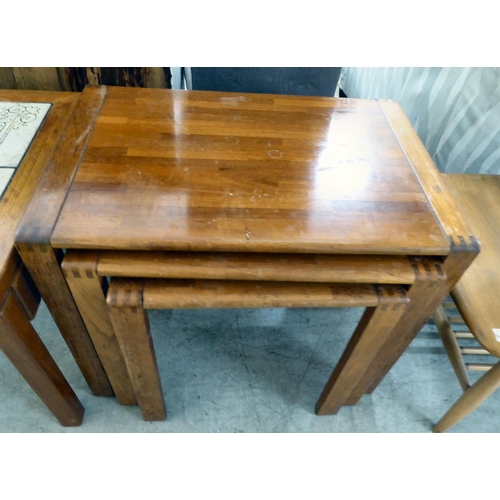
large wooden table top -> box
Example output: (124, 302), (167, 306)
(44, 86), (452, 256)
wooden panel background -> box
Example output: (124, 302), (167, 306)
(0, 68), (172, 91)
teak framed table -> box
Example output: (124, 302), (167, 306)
(15, 85), (479, 421)
(0, 90), (89, 426)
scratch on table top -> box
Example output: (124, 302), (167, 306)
(220, 96), (249, 105)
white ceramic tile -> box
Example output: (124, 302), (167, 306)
(0, 167), (15, 199)
(0, 102), (51, 167)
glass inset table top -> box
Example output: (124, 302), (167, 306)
(0, 101), (51, 199)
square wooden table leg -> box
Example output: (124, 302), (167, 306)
(344, 258), (450, 405)
(315, 286), (410, 415)
(0, 290), (84, 427)
(11, 263), (40, 321)
(16, 244), (113, 397)
(62, 251), (137, 406)
(108, 281), (166, 422)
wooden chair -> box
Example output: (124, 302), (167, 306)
(433, 174), (500, 432)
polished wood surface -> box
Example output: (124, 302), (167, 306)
(110, 279), (384, 310)
(14, 87), (113, 397)
(0, 90), (78, 297)
(50, 87), (449, 255)
(442, 174), (500, 357)
(16, 86), (107, 246)
(377, 100), (478, 254)
(97, 251), (416, 284)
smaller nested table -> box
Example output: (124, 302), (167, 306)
(0, 90), (86, 426)
(63, 250), (413, 420)
(15, 86), (479, 421)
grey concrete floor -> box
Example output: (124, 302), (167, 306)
(1, 302), (499, 433)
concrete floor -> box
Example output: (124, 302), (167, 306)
(1, 302), (499, 433)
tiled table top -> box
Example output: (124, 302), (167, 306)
(0, 102), (51, 199)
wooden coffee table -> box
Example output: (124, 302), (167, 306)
(15, 86), (479, 419)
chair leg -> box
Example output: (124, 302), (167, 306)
(433, 360), (500, 432)
(434, 305), (470, 391)
(108, 281), (166, 422)
(0, 290), (84, 427)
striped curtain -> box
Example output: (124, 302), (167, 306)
(340, 68), (500, 175)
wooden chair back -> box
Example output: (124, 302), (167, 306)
(441, 174), (500, 358)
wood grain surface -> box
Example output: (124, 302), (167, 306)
(316, 286), (409, 415)
(0, 290), (84, 426)
(11, 263), (40, 320)
(0, 68), (62, 91)
(345, 257), (450, 403)
(0, 90), (78, 297)
(62, 251), (137, 405)
(50, 87), (450, 255)
(138, 280), (382, 309)
(14, 87), (114, 396)
(378, 100), (478, 250)
(15, 86), (107, 246)
(108, 283), (166, 421)
(97, 251), (416, 284)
